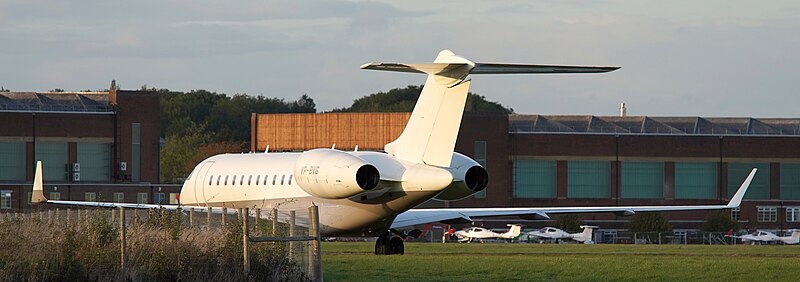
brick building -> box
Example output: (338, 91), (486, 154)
(252, 112), (800, 231)
(0, 86), (179, 211)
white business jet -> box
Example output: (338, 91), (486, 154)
(32, 50), (757, 255)
(454, 224), (522, 243)
(726, 230), (800, 245)
(526, 225), (599, 244)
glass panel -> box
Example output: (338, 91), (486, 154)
(513, 160), (556, 198)
(675, 162), (717, 199)
(0, 142), (25, 181)
(137, 193), (148, 204)
(621, 161), (664, 199)
(728, 163), (769, 199)
(77, 143), (110, 182)
(35, 142), (68, 181)
(84, 192), (96, 202)
(780, 163), (800, 200)
(114, 192), (124, 203)
(0, 191), (11, 209)
(473, 141), (487, 198)
(131, 123), (141, 182)
(567, 161), (610, 198)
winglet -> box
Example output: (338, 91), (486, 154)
(725, 168), (757, 208)
(31, 161), (48, 203)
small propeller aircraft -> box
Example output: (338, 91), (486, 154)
(454, 224), (522, 243)
(526, 225), (599, 244)
(725, 229), (800, 245)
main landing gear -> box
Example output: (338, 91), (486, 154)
(374, 229), (421, 255)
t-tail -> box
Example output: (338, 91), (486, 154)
(362, 50), (618, 167)
(501, 224), (523, 238)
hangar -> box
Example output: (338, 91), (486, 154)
(251, 112), (800, 231)
(0, 84), (179, 211)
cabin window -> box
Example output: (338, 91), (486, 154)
(281, 175), (285, 185)
(272, 175), (277, 185)
(232, 175), (237, 185)
(208, 175), (213, 186)
(240, 175), (245, 185)
(288, 175), (293, 185)
(224, 175), (229, 186)
(255, 175), (260, 185)
(263, 174), (269, 185)
(217, 175), (221, 186)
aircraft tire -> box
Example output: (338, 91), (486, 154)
(375, 236), (390, 255)
(390, 237), (404, 255)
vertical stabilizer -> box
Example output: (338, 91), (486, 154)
(381, 50), (474, 167)
(31, 161), (47, 203)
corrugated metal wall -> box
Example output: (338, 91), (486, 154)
(253, 112), (411, 151)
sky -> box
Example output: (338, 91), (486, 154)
(1, 0), (799, 117)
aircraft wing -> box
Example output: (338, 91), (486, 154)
(392, 168), (756, 229)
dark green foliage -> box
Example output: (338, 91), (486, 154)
(626, 212), (673, 234)
(331, 85), (513, 113)
(553, 214), (583, 233)
(700, 211), (739, 232)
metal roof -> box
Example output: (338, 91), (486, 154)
(510, 114), (800, 136)
(0, 92), (112, 113)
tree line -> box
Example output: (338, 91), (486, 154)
(158, 85), (511, 183)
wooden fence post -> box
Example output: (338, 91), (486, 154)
(189, 208), (194, 228)
(120, 207), (127, 278)
(271, 209), (278, 236)
(308, 205), (322, 282)
(66, 208), (71, 226)
(289, 210), (296, 260)
(255, 208), (261, 227)
(222, 207), (227, 227)
(207, 208), (211, 228)
(242, 207), (250, 277)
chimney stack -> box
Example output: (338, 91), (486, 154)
(619, 102), (627, 117)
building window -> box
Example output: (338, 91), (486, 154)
(786, 207), (800, 222)
(567, 161), (610, 198)
(731, 207), (740, 221)
(780, 163), (800, 200)
(131, 123), (141, 182)
(114, 192), (124, 203)
(1, 191), (11, 209)
(49, 192), (61, 200)
(473, 141), (487, 198)
(621, 161), (664, 199)
(513, 160), (556, 198)
(0, 142), (25, 181)
(154, 193), (165, 204)
(85, 192), (97, 202)
(675, 162), (716, 199)
(77, 142), (111, 182)
(137, 192), (148, 204)
(169, 193), (180, 204)
(728, 163), (769, 200)
(757, 206), (777, 222)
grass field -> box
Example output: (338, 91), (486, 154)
(322, 242), (800, 281)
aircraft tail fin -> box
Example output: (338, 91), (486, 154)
(783, 230), (800, 244)
(502, 224), (522, 238)
(364, 50), (618, 167)
(578, 225), (598, 243)
(31, 161), (47, 203)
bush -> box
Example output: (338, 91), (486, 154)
(700, 211), (739, 232)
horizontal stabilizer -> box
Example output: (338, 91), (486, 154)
(471, 63), (619, 74)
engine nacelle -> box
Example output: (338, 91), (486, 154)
(293, 149), (380, 199)
(434, 152), (489, 201)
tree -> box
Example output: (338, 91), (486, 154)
(553, 214), (583, 233)
(626, 212), (672, 234)
(700, 211), (739, 232)
(0, 86), (9, 92)
(331, 85), (513, 113)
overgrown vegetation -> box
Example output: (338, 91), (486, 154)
(0, 209), (307, 281)
(552, 214), (583, 232)
(700, 211), (739, 232)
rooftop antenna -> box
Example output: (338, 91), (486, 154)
(331, 144), (336, 149)
(264, 145), (270, 153)
(354, 145), (359, 152)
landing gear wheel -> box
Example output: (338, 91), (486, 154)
(375, 235), (390, 255)
(390, 237), (404, 255)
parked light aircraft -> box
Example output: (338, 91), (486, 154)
(32, 50), (758, 255)
(527, 225), (598, 244)
(454, 224), (522, 243)
(726, 229), (800, 245)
